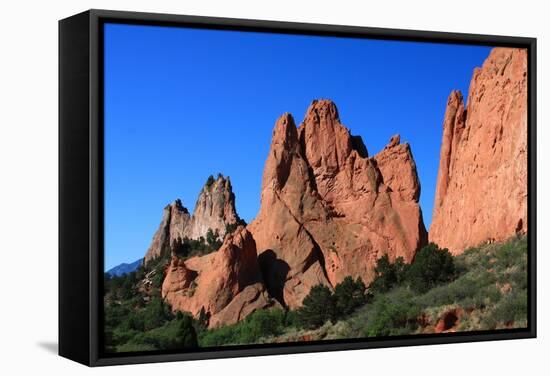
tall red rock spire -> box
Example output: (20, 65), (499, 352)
(248, 99), (427, 308)
(430, 47), (528, 254)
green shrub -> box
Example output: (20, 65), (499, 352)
(172, 237), (191, 258)
(115, 314), (198, 352)
(199, 323), (241, 346)
(224, 219), (247, 237)
(494, 237), (527, 270)
(151, 269), (165, 290)
(364, 290), (420, 337)
(225, 223), (238, 236)
(284, 309), (300, 327)
(416, 267), (502, 313)
(416, 275), (477, 308)
(407, 243), (455, 293)
(104, 301), (130, 328)
(199, 308), (291, 346)
(369, 255), (408, 293)
(206, 228), (222, 250)
(111, 327), (140, 346)
(334, 276), (369, 316)
(175, 315), (198, 349)
(142, 297), (173, 331)
(172, 233), (223, 261)
(481, 290), (527, 329)
(244, 309), (288, 340)
(296, 285), (336, 329)
(509, 267), (528, 290)
(117, 274), (136, 300)
(295, 276), (370, 330)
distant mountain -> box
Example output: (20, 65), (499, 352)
(106, 258), (143, 277)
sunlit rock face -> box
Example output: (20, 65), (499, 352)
(248, 99), (427, 308)
(430, 48), (528, 254)
(161, 226), (278, 329)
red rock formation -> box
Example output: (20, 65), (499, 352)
(248, 99), (427, 308)
(161, 226), (277, 328)
(430, 48), (528, 254)
(143, 174), (240, 263)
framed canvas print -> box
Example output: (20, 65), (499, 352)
(59, 9), (537, 366)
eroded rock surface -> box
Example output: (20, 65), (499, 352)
(161, 226), (277, 328)
(430, 48), (528, 254)
(248, 99), (427, 308)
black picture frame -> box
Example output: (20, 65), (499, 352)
(59, 9), (537, 367)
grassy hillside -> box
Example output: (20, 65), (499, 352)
(104, 236), (528, 351)
(201, 236), (528, 345)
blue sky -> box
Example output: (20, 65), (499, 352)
(104, 23), (492, 270)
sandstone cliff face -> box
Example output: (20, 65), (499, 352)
(161, 226), (277, 328)
(186, 175), (240, 240)
(143, 174), (240, 264)
(430, 48), (528, 254)
(143, 200), (191, 264)
(248, 99), (427, 308)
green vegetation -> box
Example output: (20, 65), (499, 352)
(206, 228), (222, 250)
(224, 219), (247, 236)
(172, 227), (223, 260)
(104, 249), (200, 352)
(296, 285), (336, 329)
(337, 236), (528, 339)
(296, 277), (369, 329)
(407, 243), (456, 293)
(199, 308), (296, 346)
(363, 288), (421, 337)
(104, 271), (199, 352)
(104, 224), (227, 352)
(292, 244), (454, 333)
(369, 255), (407, 293)
(104, 236), (528, 351)
(175, 312), (199, 348)
(334, 276), (369, 316)
(114, 314), (198, 352)
(369, 243), (455, 294)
